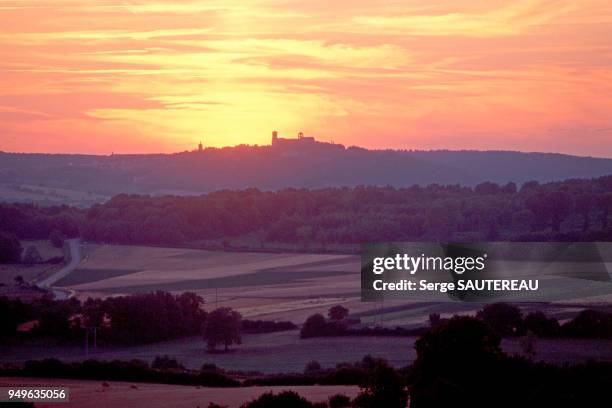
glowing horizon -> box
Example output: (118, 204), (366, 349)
(1, 0), (612, 157)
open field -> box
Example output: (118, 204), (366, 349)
(0, 264), (59, 286)
(64, 245), (355, 289)
(58, 244), (367, 323)
(53, 245), (490, 325)
(57, 244), (490, 325)
(0, 183), (108, 207)
(0, 377), (358, 408)
(0, 183), (107, 207)
(56, 244), (612, 324)
(0, 243), (602, 374)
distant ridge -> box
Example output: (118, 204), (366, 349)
(1, 143), (612, 206)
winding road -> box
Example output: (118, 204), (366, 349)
(38, 238), (81, 299)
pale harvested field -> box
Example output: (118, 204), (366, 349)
(59, 244), (365, 323)
(0, 264), (58, 285)
(69, 245), (352, 288)
(58, 244), (612, 325)
(0, 377), (358, 408)
(0, 184), (106, 207)
(61, 245), (470, 325)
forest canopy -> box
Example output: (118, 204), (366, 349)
(1, 175), (611, 250)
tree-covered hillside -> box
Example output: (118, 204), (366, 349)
(3, 175), (610, 251)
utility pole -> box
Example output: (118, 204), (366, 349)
(84, 326), (98, 356)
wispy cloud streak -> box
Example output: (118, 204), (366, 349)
(0, 0), (611, 155)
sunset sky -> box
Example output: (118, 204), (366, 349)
(1, 0), (612, 156)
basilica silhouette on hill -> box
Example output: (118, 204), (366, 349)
(194, 130), (343, 153)
(269, 130), (344, 155)
(271, 130), (315, 146)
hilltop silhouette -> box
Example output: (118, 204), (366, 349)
(1, 133), (612, 205)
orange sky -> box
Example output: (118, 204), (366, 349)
(1, 0), (612, 156)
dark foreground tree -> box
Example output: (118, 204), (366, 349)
(410, 316), (502, 408)
(202, 307), (242, 352)
(352, 360), (408, 408)
(410, 314), (612, 407)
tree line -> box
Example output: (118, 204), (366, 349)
(1, 292), (294, 351)
(0, 292), (206, 345)
(299, 303), (612, 341)
(1, 175), (612, 253)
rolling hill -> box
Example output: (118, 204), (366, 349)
(2, 141), (612, 206)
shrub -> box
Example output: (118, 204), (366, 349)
(22, 246), (43, 264)
(49, 229), (65, 248)
(328, 305), (349, 321)
(241, 319), (296, 333)
(477, 303), (524, 337)
(561, 309), (612, 339)
(304, 361), (322, 375)
(300, 313), (328, 338)
(524, 311), (560, 337)
(300, 313), (426, 339)
(201, 363), (221, 372)
(240, 391), (317, 408)
(151, 355), (185, 371)
(0, 232), (22, 263)
(519, 330), (538, 359)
